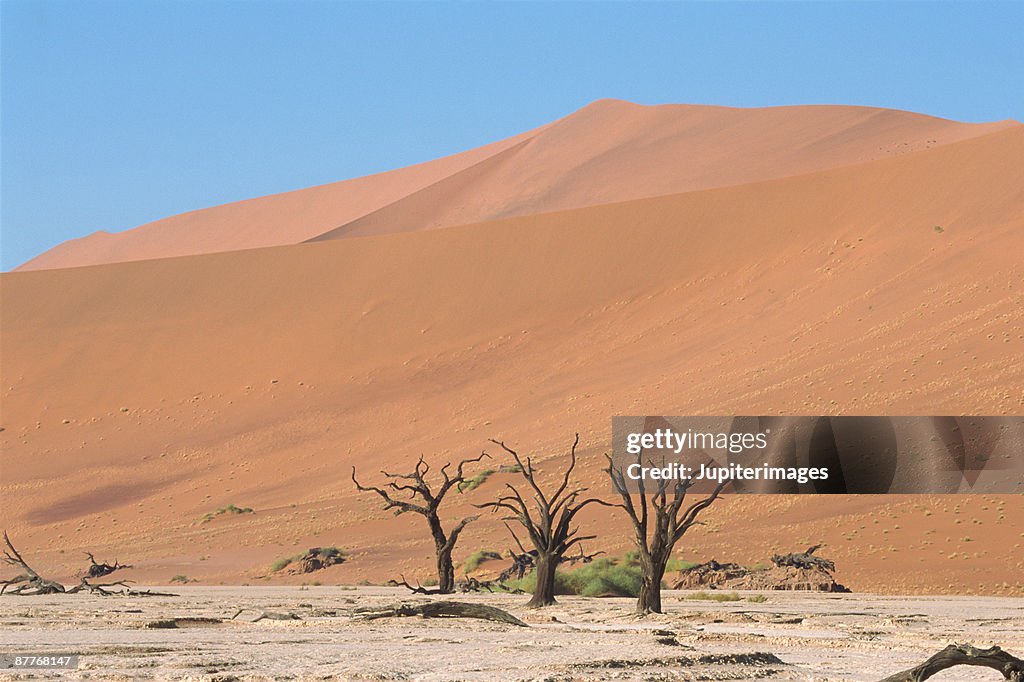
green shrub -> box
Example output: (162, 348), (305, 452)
(747, 594), (768, 603)
(458, 470), (495, 492)
(314, 546), (346, 560)
(169, 574), (191, 584)
(201, 503), (254, 523)
(683, 590), (742, 602)
(564, 558), (643, 597)
(463, 549), (502, 573)
(503, 557), (643, 597)
(269, 546), (347, 573)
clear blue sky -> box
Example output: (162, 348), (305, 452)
(2, 1), (1022, 270)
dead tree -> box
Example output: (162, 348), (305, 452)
(352, 452), (488, 594)
(880, 643), (1024, 681)
(495, 523), (602, 586)
(606, 454), (727, 614)
(478, 434), (609, 607)
(2, 532), (171, 598)
(85, 552), (130, 578)
(1, 531), (66, 595)
(771, 544), (835, 572)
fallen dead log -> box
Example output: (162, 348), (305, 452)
(355, 600), (528, 627)
(231, 607), (301, 622)
(880, 643), (1024, 681)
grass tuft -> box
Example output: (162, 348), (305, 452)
(270, 546), (347, 572)
(463, 549), (502, 573)
(201, 504), (254, 523)
(503, 557), (643, 597)
(458, 470), (495, 492)
(683, 591), (742, 602)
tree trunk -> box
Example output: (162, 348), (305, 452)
(435, 544), (455, 593)
(636, 554), (666, 614)
(528, 552), (558, 607)
(429, 519), (456, 594)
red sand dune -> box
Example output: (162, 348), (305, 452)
(16, 100), (1016, 270)
(1, 103), (1022, 595)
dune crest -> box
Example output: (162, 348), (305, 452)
(16, 101), (1018, 270)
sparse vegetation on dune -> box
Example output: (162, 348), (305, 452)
(456, 464), (525, 493)
(458, 469), (495, 492)
(463, 550), (502, 573)
(270, 547), (347, 574)
(201, 504), (254, 523)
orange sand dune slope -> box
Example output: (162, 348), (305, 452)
(2, 124), (1022, 595)
(17, 101), (1017, 270)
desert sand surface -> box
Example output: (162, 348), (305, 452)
(16, 100), (1017, 270)
(1, 587), (1022, 680)
(1, 102), (1023, 598)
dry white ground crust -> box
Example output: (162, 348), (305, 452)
(1, 587), (1021, 681)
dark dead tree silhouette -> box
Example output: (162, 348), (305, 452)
(606, 452), (727, 614)
(880, 643), (1023, 681)
(2, 531), (171, 597)
(352, 452), (489, 594)
(771, 544), (835, 572)
(85, 552), (131, 578)
(2, 531), (66, 595)
(477, 433), (610, 607)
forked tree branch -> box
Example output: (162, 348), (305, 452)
(880, 643), (1024, 681)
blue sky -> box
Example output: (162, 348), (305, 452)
(2, 1), (1022, 270)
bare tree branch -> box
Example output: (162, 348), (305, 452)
(604, 452), (727, 614)
(480, 433), (606, 607)
(352, 453), (490, 594)
(880, 643), (1024, 682)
